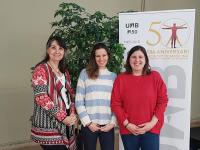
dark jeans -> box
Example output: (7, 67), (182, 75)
(81, 126), (114, 150)
(121, 132), (159, 150)
(40, 145), (68, 150)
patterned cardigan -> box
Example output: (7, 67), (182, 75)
(31, 63), (76, 149)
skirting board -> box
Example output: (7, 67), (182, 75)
(191, 117), (200, 127)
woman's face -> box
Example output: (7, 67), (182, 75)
(47, 40), (64, 62)
(95, 48), (109, 69)
(129, 50), (146, 75)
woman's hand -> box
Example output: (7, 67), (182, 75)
(87, 122), (100, 132)
(62, 114), (77, 126)
(123, 119), (140, 135)
(137, 116), (158, 134)
(100, 123), (115, 132)
(137, 122), (154, 134)
(126, 123), (141, 135)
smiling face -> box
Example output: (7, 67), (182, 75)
(95, 48), (109, 69)
(47, 40), (64, 63)
(129, 50), (146, 75)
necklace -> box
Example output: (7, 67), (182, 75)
(48, 61), (62, 76)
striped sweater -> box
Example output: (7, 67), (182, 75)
(75, 68), (116, 126)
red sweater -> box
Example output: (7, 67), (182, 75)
(111, 71), (168, 134)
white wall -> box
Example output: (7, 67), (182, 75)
(0, 0), (199, 147)
(0, 0), (141, 146)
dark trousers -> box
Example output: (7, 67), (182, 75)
(121, 132), (159, 150)
(81, 126), (114, 150)
(40, 145), (68, 150)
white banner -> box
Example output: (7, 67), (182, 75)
(119, 9), (195, 150)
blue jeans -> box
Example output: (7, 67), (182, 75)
(121, 132), (159, 150)
(81, 126), (114, 150)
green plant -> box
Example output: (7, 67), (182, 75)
(51, 3), (125, 89)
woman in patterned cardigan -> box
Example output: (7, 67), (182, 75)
(31, 36), (77, 150)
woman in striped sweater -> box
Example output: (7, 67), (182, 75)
(75, 43), (116, 150)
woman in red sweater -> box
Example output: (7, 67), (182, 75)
(111, 45), (168, 150)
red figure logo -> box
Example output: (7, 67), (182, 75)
(161, 19), (190, 48)
(162, 23), (187, 48)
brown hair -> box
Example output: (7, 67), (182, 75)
(35, 36), (68, 73)
(86, 43), (110, 79)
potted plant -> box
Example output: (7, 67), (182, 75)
(51, 2), (125, 89)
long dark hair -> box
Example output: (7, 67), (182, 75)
(35, 36), (67, 73)
(86, 42), (110, 79)
(125, 45), (151, 75)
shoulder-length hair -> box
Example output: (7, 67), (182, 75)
(86, 42), (110, 79)
(35, 36), (68, 73)
(125, 45), (151, 75)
